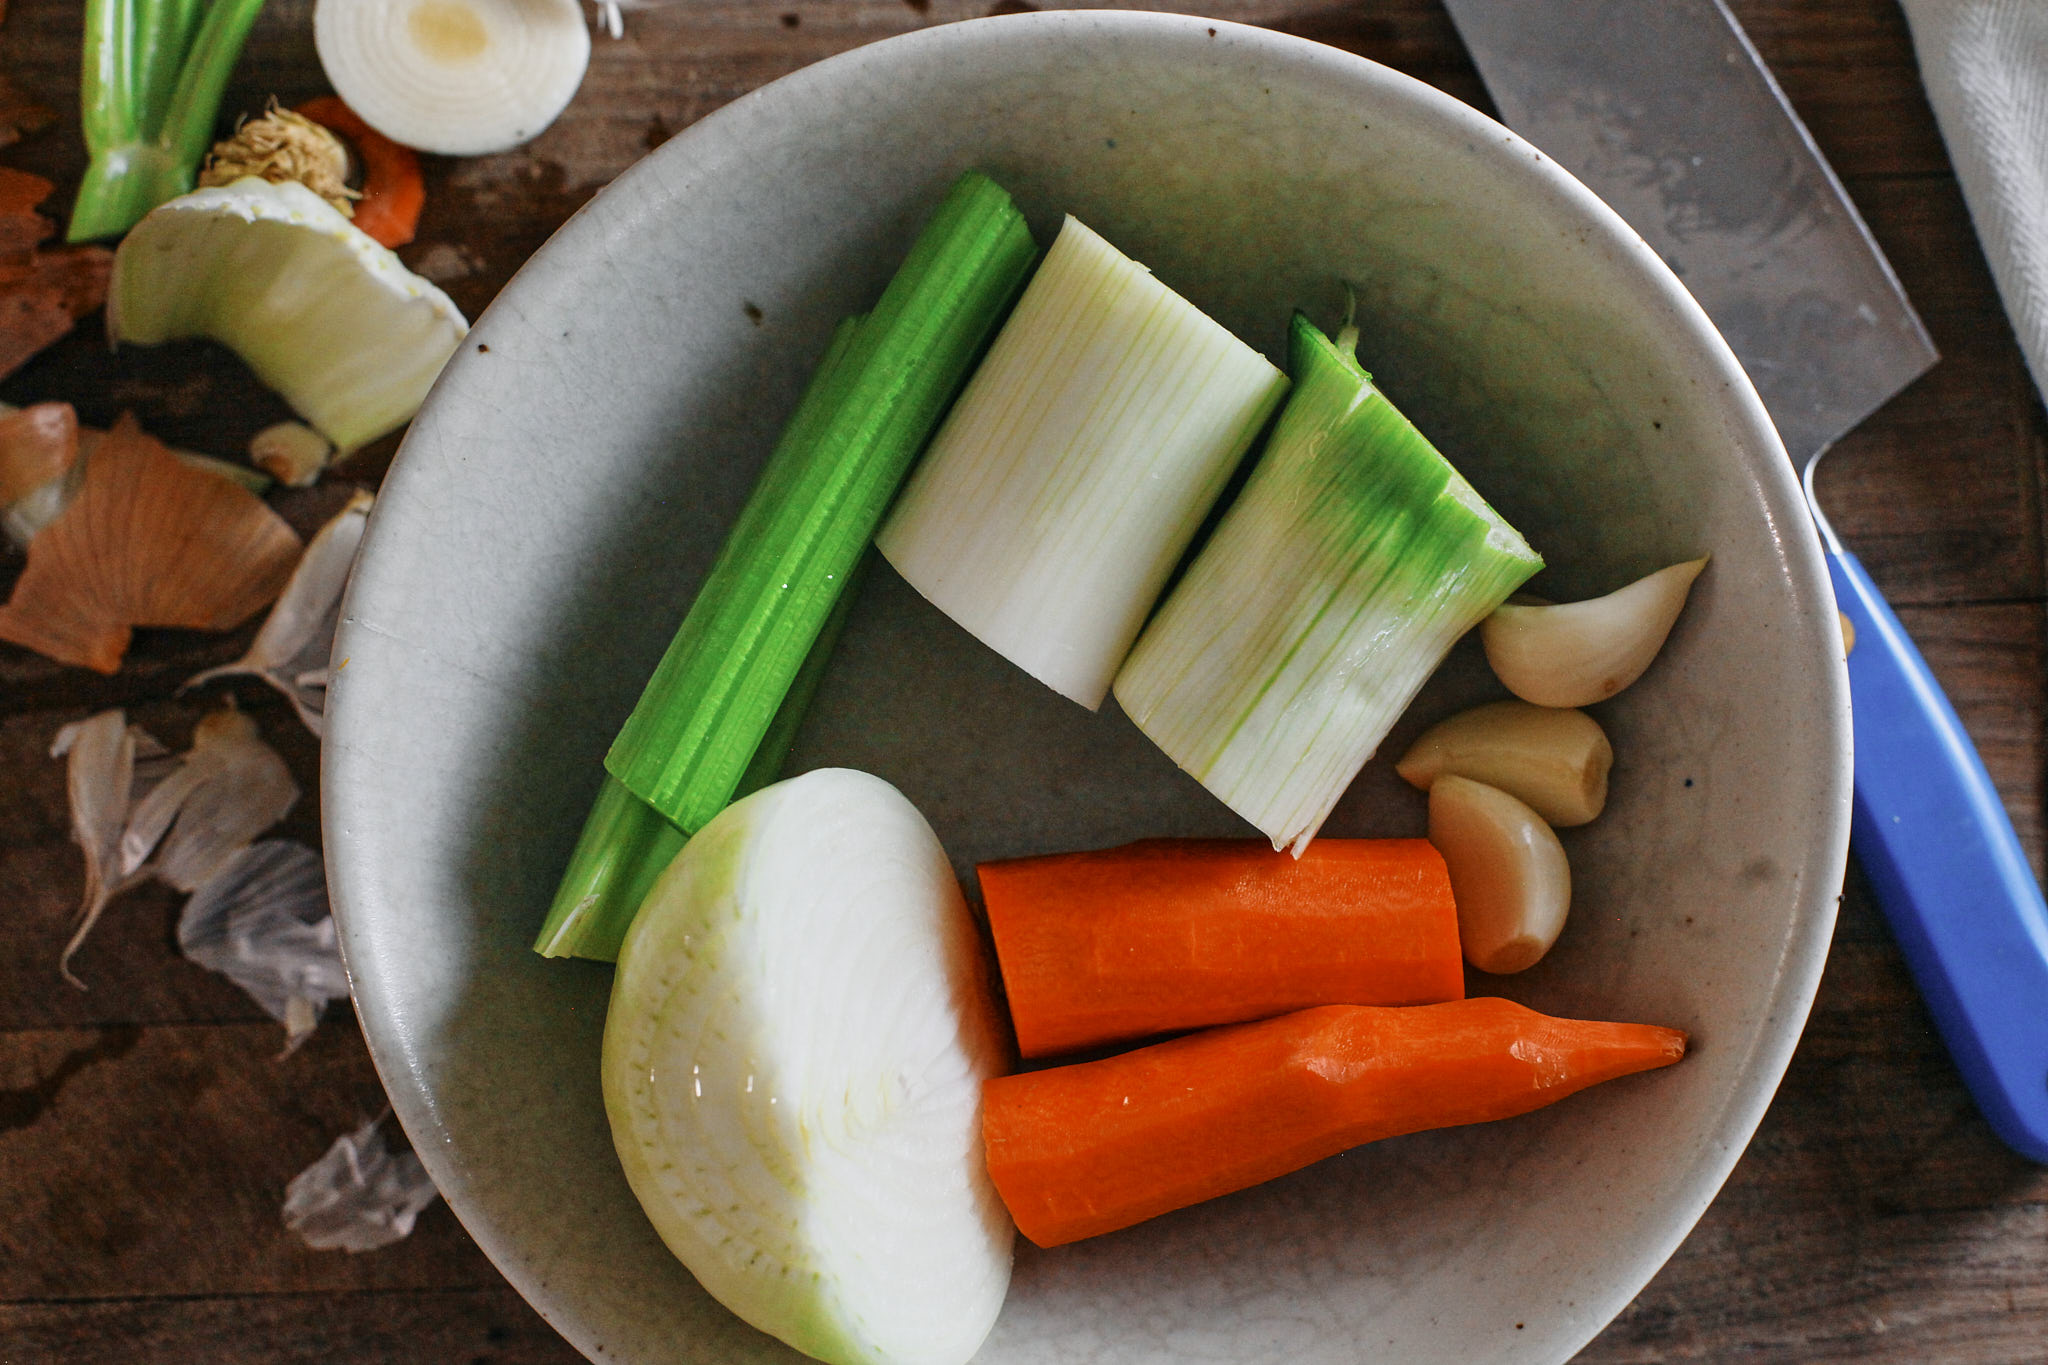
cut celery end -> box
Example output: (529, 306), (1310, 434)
(876, 215), (1290, 709)
(69, 0), (268, 242)
(606, 171), (1037, 832)
(1114, 311), (1542, 855)
(535, 776), (689, 961)
(536, 567), (864, 964)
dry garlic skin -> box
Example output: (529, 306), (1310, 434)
(602, 768), (1013, 1365)
(1396, 700), (1612, 826)
(1428, 774), (1571, 975)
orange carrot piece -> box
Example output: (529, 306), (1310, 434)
(982, 997), (1687, 1246)
(297, 96), (425, 249)
(979, 838), (1465, 1057)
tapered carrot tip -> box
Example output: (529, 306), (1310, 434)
(983, 997), (1687, 1247)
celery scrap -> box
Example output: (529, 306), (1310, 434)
(71, 0), (270, 242)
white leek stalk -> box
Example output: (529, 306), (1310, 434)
(602, 768), (1012, 1365)
(110, 177), (468, 453)
(876, 215), (1289, 709)
(1115, 312), (1542, 854)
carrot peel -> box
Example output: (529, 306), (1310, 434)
(981, 996), (1687, 1247)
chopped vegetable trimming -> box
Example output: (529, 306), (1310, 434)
(109, 177), (469, 454)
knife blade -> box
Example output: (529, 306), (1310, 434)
(1443, 0), (2048, 1163)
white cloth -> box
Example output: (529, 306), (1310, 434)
(1900, 0), (2048, 406)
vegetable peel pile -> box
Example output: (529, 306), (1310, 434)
(0, 168), (113, 383)
(0, 412), (301, 674)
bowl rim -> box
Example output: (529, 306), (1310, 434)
(326, 10), (1852, 1364)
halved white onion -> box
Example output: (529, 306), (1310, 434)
(602, 768), (1013, 1365)
(313, 0), (591, 156)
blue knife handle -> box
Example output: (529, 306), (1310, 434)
(1830, 550), (2048, 1162)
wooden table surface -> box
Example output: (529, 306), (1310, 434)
(3, 1), (2045, 1361)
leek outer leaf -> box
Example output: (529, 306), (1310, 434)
(1114, 312), (1543, 855)
(606, 171), (1037, 832)
(109, 178), (469, 453)
(876, 215), (1291, 709)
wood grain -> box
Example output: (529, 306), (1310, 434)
(2, 1), (2045, 1363)
(0, 1290), (584, 1365)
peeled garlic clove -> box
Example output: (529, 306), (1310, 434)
(1428, 774), (1571, 975)
(1396, 699), (1612, 826)
(0, 415), (301, 673)
(1481, 557), (1708, 708)
(314, 0), (592, 157)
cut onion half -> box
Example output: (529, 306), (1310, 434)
(314, 0), (592, 156)
(602, 768), (1014, 1365)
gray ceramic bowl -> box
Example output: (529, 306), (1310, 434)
(325, 12), (1851, 1365)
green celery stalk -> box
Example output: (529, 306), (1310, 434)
(1114, 309), (1544, 855)
(534, 553), (871, 962)
(604, 171), (1037, 831)
(70, 0), (269, 242)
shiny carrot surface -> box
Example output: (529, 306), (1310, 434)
(979, 838), (1464, 1057)
(982, 997), (1687, 1246)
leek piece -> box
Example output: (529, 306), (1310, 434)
(875, 216), (1290, 709)
(534, 555), (869, 962)
(70, 0), (270, 242)
(605, 171), (1037, 831)
(109, 177), (469, 453)
(602, 768), (1012, 1365)
(1114, 311), (1543, 855)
